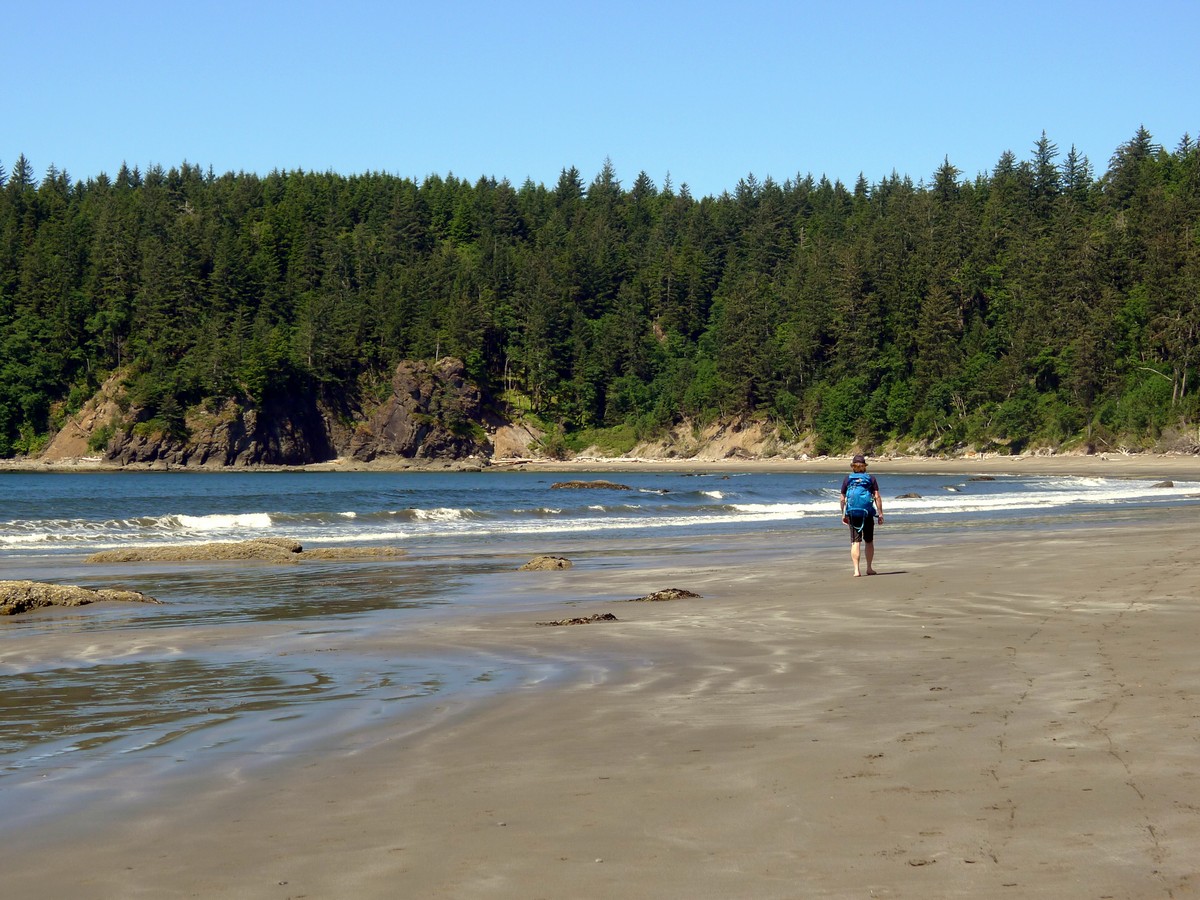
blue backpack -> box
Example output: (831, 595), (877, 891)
(844, 473), (876, 518)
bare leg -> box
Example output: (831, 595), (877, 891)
(851, 541), (862, 577)
(865, 541), (877, 575)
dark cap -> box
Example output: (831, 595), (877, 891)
(852, 454), (867, 465)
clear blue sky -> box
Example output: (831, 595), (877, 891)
(5, 0), (1198, 198)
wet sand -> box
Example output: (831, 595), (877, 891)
(3, 503), (1200, 897)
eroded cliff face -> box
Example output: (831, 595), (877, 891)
(347, 357), (491, 461)
(82, 393), (337, 468)
(40, 358), (493, 467)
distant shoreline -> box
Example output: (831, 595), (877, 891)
(3, 451), (1200, 480)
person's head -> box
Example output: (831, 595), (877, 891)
(851, 453), (867, 473)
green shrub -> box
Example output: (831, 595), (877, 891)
(535, 428), (570, 460)
(88, 423), (115, 453)
(14, 423), (48, 456)
(1103, 371), (1173, 435)
(814, 375), (870, 450)
(563, 423), (639, 456)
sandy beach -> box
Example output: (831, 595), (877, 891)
(2, 457), (1199, 898)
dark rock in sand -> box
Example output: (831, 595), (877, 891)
(519, 556), (573, 571)
(2, 581), (162, 616)
(536, 613), (618, 626)
(1153, 480), (1174, 488)
(628, 588), (702, 602)
(550, 480), (632, 491)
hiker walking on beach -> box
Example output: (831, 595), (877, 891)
(840, 453), (883, 577)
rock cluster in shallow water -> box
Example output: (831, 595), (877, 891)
(519, 555), (573, 571)
(549, 480), (632, 491)
(86, 538), (406, 564)
(1, 581), (161, 616)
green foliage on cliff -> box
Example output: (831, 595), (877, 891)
(1, 128), (1199, 457)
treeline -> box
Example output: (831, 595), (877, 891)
(1, 126), (1198, 458)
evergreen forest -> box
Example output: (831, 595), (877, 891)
(1, 126), (1198, 459)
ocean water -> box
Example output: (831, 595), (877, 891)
(2, 468), (1195, 559)
(2, 467), (1198, 821)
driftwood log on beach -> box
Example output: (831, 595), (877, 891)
(1, 581), (162, 616)
(86, 539), (406, 564)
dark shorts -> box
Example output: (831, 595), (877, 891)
(847, 513), (875, 544)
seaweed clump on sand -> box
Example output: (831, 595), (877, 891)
(628, 588), (701, 602)
(536, 613), (619, 626)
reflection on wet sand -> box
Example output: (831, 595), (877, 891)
(0, 547), (589, 814)
(0, 657), (446, 764)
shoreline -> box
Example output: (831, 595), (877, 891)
(4, 449), (1200, 479)
(3, 517), (1199, 896)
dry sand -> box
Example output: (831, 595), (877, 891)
(500, 451), (1200, 481)
(2, 459), (1200, 898)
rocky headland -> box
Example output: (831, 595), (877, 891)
(18, 355), (1200, 474)
(39, 357), (505, 469)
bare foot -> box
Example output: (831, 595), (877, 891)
(853, 571), (862, 577)
(866, 569), (878, 576)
